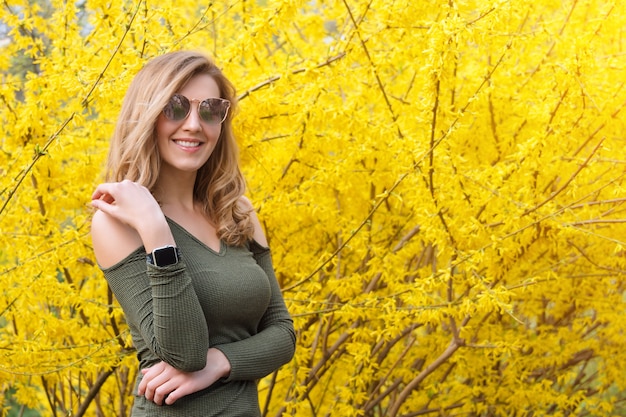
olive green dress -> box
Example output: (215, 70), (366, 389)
(101, 218), (295, 416)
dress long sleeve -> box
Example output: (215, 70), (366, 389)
(102, 249), (210, 372)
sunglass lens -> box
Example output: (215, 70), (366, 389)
(199, 99), (228, 124)
(163, 95), (190, 120)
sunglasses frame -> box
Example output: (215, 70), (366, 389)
(163, 94), (231, 125)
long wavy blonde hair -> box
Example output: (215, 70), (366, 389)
(105, 50), (253, 246)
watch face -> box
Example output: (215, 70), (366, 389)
(154, 246), (178, 266)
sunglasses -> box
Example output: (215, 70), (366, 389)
(163, 94), (231, 125)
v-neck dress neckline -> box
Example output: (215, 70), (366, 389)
(165, 216), (226, 256)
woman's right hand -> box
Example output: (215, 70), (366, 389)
(91, 180), (164, 231)
(91, 180), (176, 260)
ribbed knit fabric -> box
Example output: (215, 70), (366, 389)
(101, 218), (296, 416)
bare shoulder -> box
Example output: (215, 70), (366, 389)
(237, 195), (254, 211)
(238, 196), (268, 247)
(91, 209), (143, 268)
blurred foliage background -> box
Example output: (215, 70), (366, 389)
(1, 0), (626, 416)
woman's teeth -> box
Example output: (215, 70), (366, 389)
(175, 140), (201, 147)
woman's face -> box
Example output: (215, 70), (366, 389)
(155, 73), (224, 177)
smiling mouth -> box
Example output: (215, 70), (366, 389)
(174, 140), (202, 148)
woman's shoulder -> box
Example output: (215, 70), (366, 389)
(237, 196), (268, 247)
(91, 209), (143, 268)
(237, 195), (254, 211)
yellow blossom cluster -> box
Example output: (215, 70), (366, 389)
(1, 0), (626, 416)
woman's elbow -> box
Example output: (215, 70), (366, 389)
(156, 347), (207, 372)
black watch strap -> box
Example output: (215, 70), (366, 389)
(146, 245), (181, 267)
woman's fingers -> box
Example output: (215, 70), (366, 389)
(92, 181), (145, 205)
(138, 362), (192, 406)
(143, 374), (173, 403)
(91, 191), (115, 204)
(90, 180), (162, 228)
(91, 181), (130, 203)
(151, 378), (180, 406)
(138, 362), (167, 396)
(136, 352), (229, 406)
(163, 380), (194, 405)
(140, 368), (192, 406)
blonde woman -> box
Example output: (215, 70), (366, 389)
(91, 51), (295, 416)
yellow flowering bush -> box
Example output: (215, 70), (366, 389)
(1, 0), (626, 416)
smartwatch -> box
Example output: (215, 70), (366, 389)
(146, 245), (180, 267)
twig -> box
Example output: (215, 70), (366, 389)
(0, 1), (143, 217)
(522, 137), (605, 216)
(73, 369), (116, 417)
(387, 339), (462, 417)
(341, 0), (401, 136)
(237, 52), (346, 101)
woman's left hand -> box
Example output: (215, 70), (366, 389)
(138, 348), (231, 405)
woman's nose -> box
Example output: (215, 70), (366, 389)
(182, 103), (202, 131)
